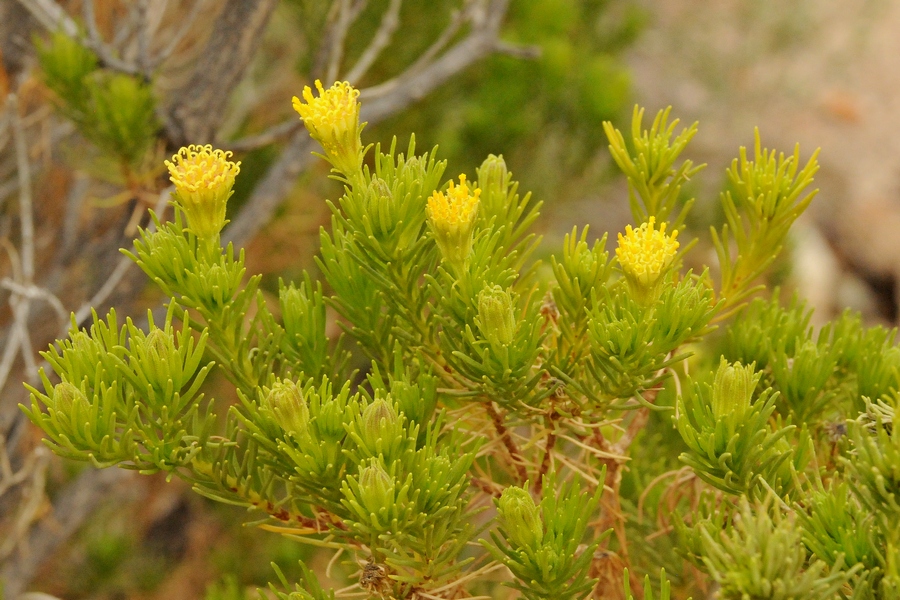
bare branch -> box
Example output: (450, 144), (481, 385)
(82, 0), (141, 75)
(0, 280), (67, 325)
(494, 39), (541, 59)
(111, 2), (141, 48)
(164, 0), (279, 146)
(10, 95), (32, 282)
(326, 0), (370, 84)
(147, 0), (205, 70)
(311, 1), (343, 80)
(223, 134), (318, 247)
(360, 33), (502, 122)
(0, 94), (40, 389)
(67, 187), (171, 334)
(0, 467), (132, 599)
(136, 0), (151, 77)
(14, 0), (79, 38)
(225, 119), (302, 152)
(0, 321), (25, 395)
(344, 0), (403, 84)
(401, 4), (469, 80)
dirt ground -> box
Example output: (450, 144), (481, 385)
(624, 0), (900, 324)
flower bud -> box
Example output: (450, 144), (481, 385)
(426, 174), (481, 270)
(360, 399), (398, 450)
(265, 380), (310, 437)
(292, 80), (362, 177)
(166, 145), (240, 239)
(712, 359), (757, 421)
(497, 486), (543, 550)
(317, 399), (346, 441)
(477, 285), (518, 348)
(357, 462), (394, 515)
(144, 328), (169, 359)
(141, 328), (173, 387)
(53, 381), (89, 415)
(616, 217), (679, 301)
(476, 154), (509, 219)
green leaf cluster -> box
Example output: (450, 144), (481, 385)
(37, 31), (158, 168)
(24, 96), (900, 600)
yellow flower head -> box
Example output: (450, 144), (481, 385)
(292, 80), (362, 176)
(165, 145), (240, 238)
(426, 174), (481, 269)
(616, 217), (679, 288)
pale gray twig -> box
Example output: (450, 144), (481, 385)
(494, 39), (541, 59)
(147, 0), (205, 70)
(361, 0), (511, 123)
(66, 186), (171, 335)
(399, 2), (472, 81)
(0, 434), (33, 497)
(0, 466), (131, 599)
(0, 445), (49, 562)
(325, 0), (370, 85)
(225, 119), (301, 152)
(0, 280), (67, 326)
(14, 0), (79, 38)
(59, 174), (89, 257)
(0, 95), (39, 390)
(112, 2), (141, 48)
(83, 0), (141, 75)
(136, 0), (151, 77)
(223, 135), (318, 247)
(11, 96), (33, 283)
(344, 0), (403, 84)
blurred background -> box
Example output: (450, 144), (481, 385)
(0, 0), (898, 598)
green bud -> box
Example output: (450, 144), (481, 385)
(369, 176), (392, 201)
(142, 328), (172, 386)
(477, 285), (518, 348)
(144, 328), (169, 359)
(53, 382), (89, 415)
(360, 399), (398, 449)
(477, 154), (509, 219)
(497, 486), (543, 550)
(712, 359), (757, 421)
(265, 380), (310, 436)
(317, 399), (347, 441)
(357, 462), (394, 515)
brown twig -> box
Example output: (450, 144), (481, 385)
(484, 401), (529, 483)
(533, 413), (558, 496)
(470, 475), (503, 498)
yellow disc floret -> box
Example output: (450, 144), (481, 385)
(426, 174), (481, 269)
(292, 80), (362, 177)
(616, 217), (680, 288)
(166, 145), (240, 239)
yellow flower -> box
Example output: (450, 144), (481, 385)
(426, 174), (481, 269)
(292, 80), (362, 176)
(616, 216), (679, 289)
(165, 145), (240, 239)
